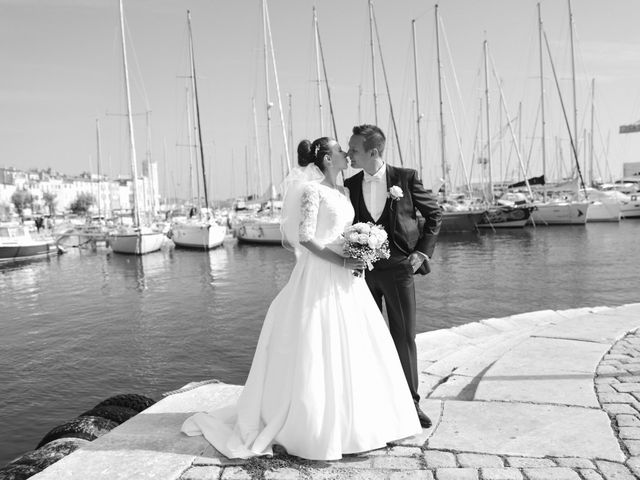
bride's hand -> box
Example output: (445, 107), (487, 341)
(343, 257), (366, 270)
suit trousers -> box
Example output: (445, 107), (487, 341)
(365, 262), (419, 403)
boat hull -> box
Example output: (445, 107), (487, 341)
(477, 206), (531, 228)
(236, 221), (282, 244)
(529, 201), (589, 225)
(0, 241), (54, 262)
(108, 230), (165, 255)
(621, 194), (640, 218)
(439, 210), (486, 233)
(171, 222), (227, 249)
(586, 201), (621, 223)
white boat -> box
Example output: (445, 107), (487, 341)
(171, 219), (227, 249)
(586, 201), (621, 222)
(529, 201), (589, 225)
(109, 0), (164, 255)
(108, 226), (165, 255)
(170, 12), (227, 251)
(0, 225), (58, 262)
(236, 217), (282, 245)
(621, 193), (640, 219)
(582, 189), (621, 223)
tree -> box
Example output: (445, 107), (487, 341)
(70, 192), (95, 215)
(43, 191), (57, 217)
(11, 190), (33, 220)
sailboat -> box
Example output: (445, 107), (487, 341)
(236, 0), (289, 245)
(170, 11), (227, 250)
(108, 0), (165, 255)
(527, 1), (589, 226)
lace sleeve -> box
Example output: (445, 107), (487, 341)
(299, 184), (320, 242)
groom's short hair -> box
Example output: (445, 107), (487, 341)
(353, 124), (385, 156)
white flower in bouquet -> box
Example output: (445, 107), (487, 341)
(342, 222), (391, 277)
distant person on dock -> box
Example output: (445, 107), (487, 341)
(182, 136), (421, 460)
(345, 124), (443, 429)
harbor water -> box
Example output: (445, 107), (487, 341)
(1, 220), (640, 464)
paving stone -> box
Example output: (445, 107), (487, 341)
(595, 376), (620, 385)
(505, 457), (556, 468)
(221, 466), (252, 480)
(627, 456), (640, 477)
(595, 460), (637, 480)
(601, 403), (638, 415)
(522, 467), (581, 480)
(388, 446), (422, 457)
(424, 450), (457, 468)
(598, 365), (623, 375)
(618, 427), (640, 439)
(553, 457), (595, 469)
(264, 468), (301, 480)
(332, 457), (372, 469)
(622, 439), (640, 456)
(612, 383), (640, 393)
(456, 453), (503, 468)
(579, 470), (604, 480)
(388, 470), (434, 480)
(597, 384), (617, 393)
(181, 466), (223, 479)
(312, 469), (387, 480)
(479, 468), (523, 480)
(371, 456), (423, 469)
(615, 415), (640, 427)
(434, 467), (478, 480)
(599, 393), (637, 403)
(617, 376), (640, 383)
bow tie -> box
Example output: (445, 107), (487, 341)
(364, 174), (384, 183)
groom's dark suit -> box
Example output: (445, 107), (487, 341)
(345, 165), (442, 402)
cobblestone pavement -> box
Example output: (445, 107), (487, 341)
(178, 330), (640, 480)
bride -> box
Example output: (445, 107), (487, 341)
(181, 136), (421, 461)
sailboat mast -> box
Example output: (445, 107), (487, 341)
(313, 7), (324, 135)
(118, 0), (141, 228)
(263, 1), (291, 176)
(537, 2), (547, 201)
(252, 97), (264, 196)
(316, 11), (338, 140)
(568, 0), (578, 171)
(435, 5), (447, 199)
(262, 0), (274, 203)
(95, 118), (102, 220)
(187, 10), (210, 210)
(483, 36), (494, 203)
(185, 86), (195, 204)
(590, 78), (595, 186)
(411, 19), (424, 178)
(368, 0), (378, 124)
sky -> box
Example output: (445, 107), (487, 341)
(2, 0), (640, 201)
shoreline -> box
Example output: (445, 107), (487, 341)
(5, 302), (640, 479)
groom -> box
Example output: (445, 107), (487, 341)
(345, 124), (442, 428)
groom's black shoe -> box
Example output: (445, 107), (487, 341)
(415, 402), (432, 429)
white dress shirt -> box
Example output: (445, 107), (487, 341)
(363, 163), (387, 222)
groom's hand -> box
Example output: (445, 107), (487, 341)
(409, 252), (428, 273)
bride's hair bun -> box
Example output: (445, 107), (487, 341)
(297, 139), (313, 167)
(296, 137), (332, 170)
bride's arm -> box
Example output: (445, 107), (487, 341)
(298, 185), (365, 270)
(300, 239), (366, 270)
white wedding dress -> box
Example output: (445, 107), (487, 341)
(182, 182), (421, 461)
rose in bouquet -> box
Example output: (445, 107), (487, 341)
(342, 222), (390, 277)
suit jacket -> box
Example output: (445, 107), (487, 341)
(344, 165), (442, 275)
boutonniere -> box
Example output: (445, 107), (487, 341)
(388, 185), (404, 201)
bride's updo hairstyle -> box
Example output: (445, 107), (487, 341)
(297, 137), (332, 171)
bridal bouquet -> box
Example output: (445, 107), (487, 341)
(342, 222), (390, 277)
